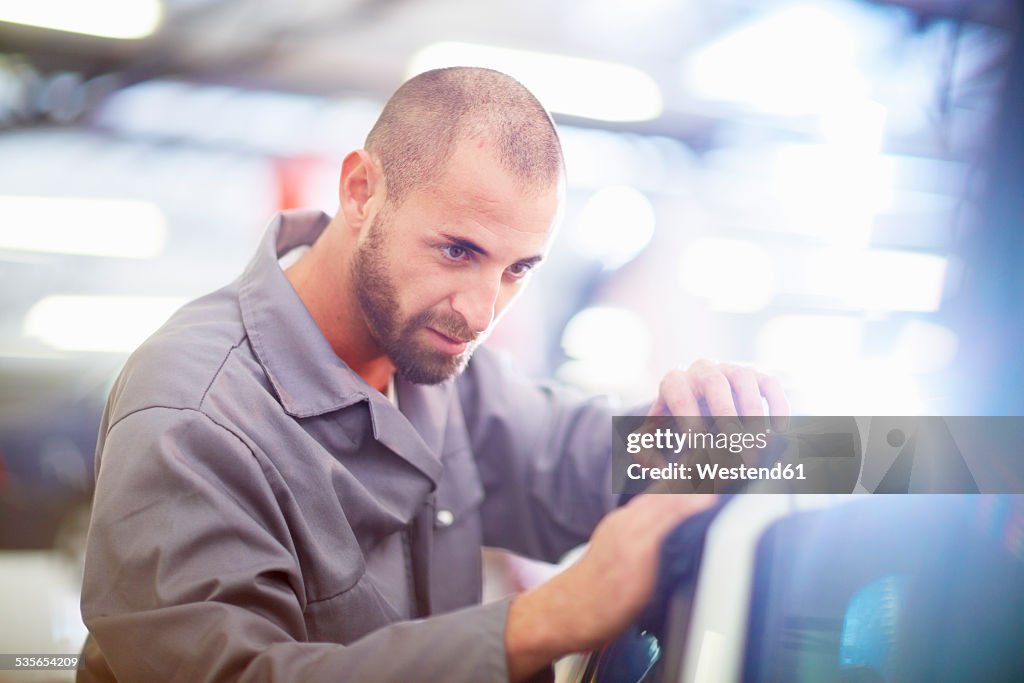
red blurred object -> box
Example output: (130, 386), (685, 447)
(274, 155), (335, 211)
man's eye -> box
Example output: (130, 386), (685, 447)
(506, 263), (533, 279)
(441, 245), (468, 261)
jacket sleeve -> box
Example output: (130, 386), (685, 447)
(456, 347), (618, 563)
(81, 407), (512, 683)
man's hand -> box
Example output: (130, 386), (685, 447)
(638, 359), (790, 492)
(650, 358), (789, 424)
(504, 494), (716, 681)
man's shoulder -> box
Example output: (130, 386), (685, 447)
(106, 282), (260, 427)
(456, 344), (619, 425)
(456, 345), (514, 395)
(458, 345), (563, 395)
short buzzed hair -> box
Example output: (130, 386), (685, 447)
(365, 67), (564, 206)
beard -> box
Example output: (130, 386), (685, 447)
(351, 214), (480, 384)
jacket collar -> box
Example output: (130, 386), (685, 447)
(239, 209), (371, 418)
(238, 210), (447, 483)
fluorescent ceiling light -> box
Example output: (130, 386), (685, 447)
(682, 4), (867, 116)
(408, 42), (662, 122)
(803, 248), (948, 313)
(0, 0), (162, 40)
(24, 295), (187, 353)
(0, 196), (168, 259)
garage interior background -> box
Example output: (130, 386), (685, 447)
(0, 0), (1021, 669)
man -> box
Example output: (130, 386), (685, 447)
(80, 67), (786, 682)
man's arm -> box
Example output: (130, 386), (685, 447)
(504, 494), (716, 681)
(456, 352), (785, 678)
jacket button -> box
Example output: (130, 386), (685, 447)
(436, 509), (455, 527)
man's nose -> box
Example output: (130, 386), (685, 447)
(450, 274), (502, 335)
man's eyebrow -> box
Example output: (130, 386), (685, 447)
(515, 255), (544, 268)
(439, 233), (489, 257)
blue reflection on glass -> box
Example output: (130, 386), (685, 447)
(839, 574), (908, 681)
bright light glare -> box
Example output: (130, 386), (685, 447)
(791, 361), (925, 415)
(559, 306), (651, 393)
(755, 315), (928, 414)
(890, 320), (958, 374)
(803, 247), (948, 312)
(562, 306), (650, 361)
(24, 296), (187, 352)
(408, 42), (662, 122)
(679, 238), (776, 312)
(572, 186), (655, 269)
(818, 100), (888, 152)
(772, 144), (895, 247)
(0, 196), (168, 259)
(683, 4), (868, 115)
(755, 314), (864, 373)
(0, 0), (163, 40)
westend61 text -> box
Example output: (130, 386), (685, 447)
(626, 461), (806, 482)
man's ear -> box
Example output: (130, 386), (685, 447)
(338, 149), (384, 230)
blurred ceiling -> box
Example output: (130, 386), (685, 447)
(0, 0), (1020, 418)
(0, 0), (1018, 142)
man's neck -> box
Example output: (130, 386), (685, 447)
(283, 223), (394, 393)
(353, 358), (396, 394)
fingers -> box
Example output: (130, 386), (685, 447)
(654, 359), (788, 420)
(652, 369), (700, 417)
(722, 364), (763, 416)
(691, 359), (738, 417)
(757, 372), (790, 430)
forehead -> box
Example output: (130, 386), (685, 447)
(407, 139), (561, 248)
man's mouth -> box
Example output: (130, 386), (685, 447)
(426, 327), (471, 354)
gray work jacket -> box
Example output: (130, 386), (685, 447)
(79, 210), (616, 682)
